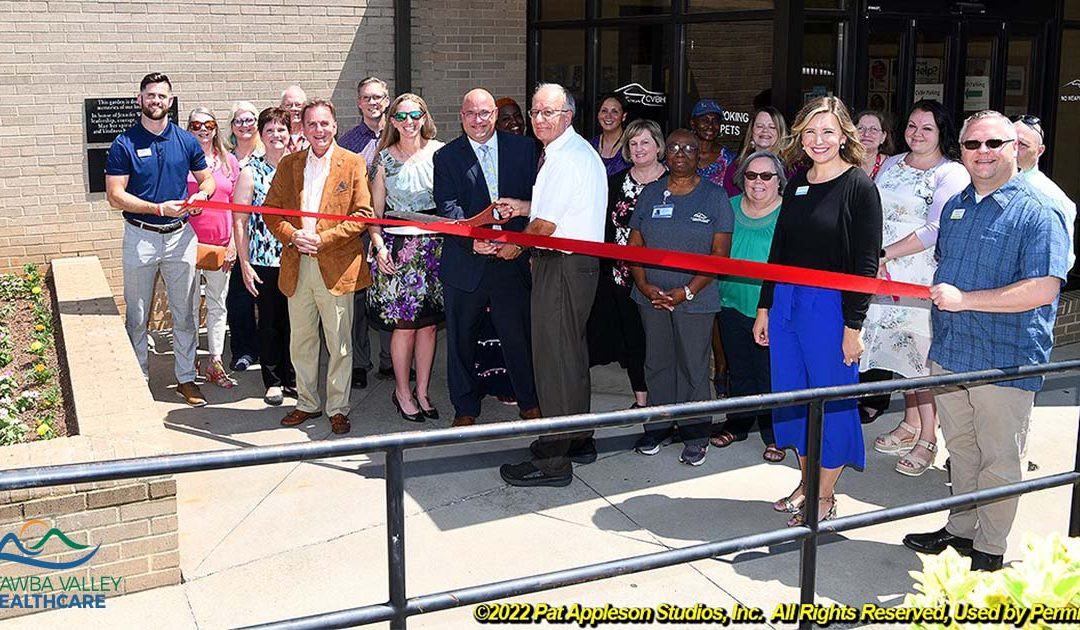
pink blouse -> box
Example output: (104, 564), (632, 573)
(187, 152), (240, 246)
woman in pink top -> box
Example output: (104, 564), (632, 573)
(186, 107), (241, 388)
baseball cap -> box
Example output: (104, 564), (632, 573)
(691, 99), (724, 119)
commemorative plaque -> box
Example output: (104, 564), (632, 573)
(84, 97), (179, 144)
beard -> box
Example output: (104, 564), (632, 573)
(141, 103), (168, 121)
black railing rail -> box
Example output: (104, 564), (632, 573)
(2, 360), (1079, 630)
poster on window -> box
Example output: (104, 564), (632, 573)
(914, 84), (944, 102)
(914, 58), (942, 84)
(869, 59), (891, 91)
(1006, 66), (1026, 97)
(964, 76), (991, 110)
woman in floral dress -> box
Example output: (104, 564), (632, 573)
(860, 100), (970, 476)
(368, 94), (445, 423)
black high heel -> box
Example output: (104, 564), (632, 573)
(392, 391), (424, 423)
(414, 388), (439, 420)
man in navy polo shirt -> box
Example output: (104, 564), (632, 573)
(105, 72), (216, 407)
(903, 110), (1069, 572)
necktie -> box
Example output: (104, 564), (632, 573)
(478, 144), (499, 202)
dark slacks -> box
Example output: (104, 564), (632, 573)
(716, 307), (775, 444)
(638, 306), (714, 448)
(444, 261), (538, 418)
(531, 253), (598, 475)
(252, 265), (294, 389)
(226, 266), (260, 362)
(351, 288), (392, 371)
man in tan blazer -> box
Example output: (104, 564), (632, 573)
(263, 99), (373, 435)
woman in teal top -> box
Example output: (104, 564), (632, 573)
(711, 151), (786, 462)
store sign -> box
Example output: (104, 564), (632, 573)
(964, 76), (990, 110)
(614, 83), (666, 107)
(914, 84), (944, 102)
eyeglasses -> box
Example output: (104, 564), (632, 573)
(744, 170), (778, 181)
(1010, 113), (1044, 139)
(360, 94), (388, 103)
(188, 120), (217, 132)
(528, 109), (570, 121)
(232, 117), (256, 127)
(960, 138), (1015, 151)
(857, 126), (882, 134)
(462, 110), (494, 121)
(666, 142), (699, 155)
(391, 110), (425, 122)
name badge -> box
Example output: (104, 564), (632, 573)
(651, 204), (674, 219)
(950, 208), (966, 220)
(136, 148), (153, 158)
(795, 185), (809, 196)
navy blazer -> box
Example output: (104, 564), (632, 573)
(433, 130), (539, 292)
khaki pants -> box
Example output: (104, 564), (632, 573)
(288, 257), (354, 417)
(931, 362), (1034, 556)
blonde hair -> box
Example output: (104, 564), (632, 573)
(781, 96), (865, 168)
(738, 106), (788, 163)
(378, 93), (437, 152)
(187, 106), (233, 178)
(620, 118), (664, 163)
(227, 101), (264, 154)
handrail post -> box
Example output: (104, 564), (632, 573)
(386, 447), (408, 629)
(1071, 407), (1080, 538)
(798, 399), (824, 630)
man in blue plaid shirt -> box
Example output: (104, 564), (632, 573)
(903, 110), (1070, 572)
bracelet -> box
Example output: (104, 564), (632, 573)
(155, 203), (163, 217)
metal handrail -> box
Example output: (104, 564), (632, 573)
(2, 360), (1079, 630)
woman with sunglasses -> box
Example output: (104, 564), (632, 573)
(185, 107), (241, 389)
(754, 96), (882, 526)
(590, 93), (632, 177)
(228, 101), (263, 168)
(627, 128), (733, 467)
(367, 94), (445, 423)
(232, 107), (296, 406)
(861, 100), (969, 477)
(710, 151), (785, 462)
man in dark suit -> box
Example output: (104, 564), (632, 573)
(434, 88), (541, 426)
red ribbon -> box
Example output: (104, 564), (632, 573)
(193, 199), (930, 300)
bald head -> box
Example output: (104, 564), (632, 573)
(1013, 120), (1045, 172)
(461, 88), (497, 144)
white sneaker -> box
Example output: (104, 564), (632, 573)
(264, 386), (283, 406)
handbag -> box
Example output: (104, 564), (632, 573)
(195, 244), (227, 271)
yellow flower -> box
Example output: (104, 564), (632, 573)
(34, 364), (45, 373)
(30, 286), (41, 295)
(36, 423), (50, 436)
(34, 324), (44, 332)
(29, 341), (43, 352)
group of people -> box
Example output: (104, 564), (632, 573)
(106, 71), (1075, 573)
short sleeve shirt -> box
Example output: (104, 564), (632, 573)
(929, 177), (1070, 391)
(106, 122), (207, 225)
(628, 177), (734, 313)
(530, 128), (607, 246)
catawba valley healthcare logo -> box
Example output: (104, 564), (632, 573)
(0, 519), (118, 610)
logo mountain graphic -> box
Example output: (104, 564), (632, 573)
(1065, 79), (1080, 89)
(0, 521), (99, 570)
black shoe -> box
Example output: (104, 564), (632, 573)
(499, 461), (572, 487)
(529, 438), (597, 465)
(392, 392), (424, 423)
(414, 388), (439, 420)
(231, 354), (256, 372)
(902, 527), (974, 555)
(352, 368), (368, 389)
(282, 385), (298, 399)
(969, 550), (1004, 572)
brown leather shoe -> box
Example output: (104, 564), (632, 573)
(452, 415), (476, 427)
(281, 409), (322, 427)
(519, 407), (542, 420)
(176, 382), (207, 407)
(330, 413), (351, 435)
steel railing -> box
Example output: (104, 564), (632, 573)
(2, 360), (1079, 629)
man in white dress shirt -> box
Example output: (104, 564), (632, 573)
(499, 83), (608, 487)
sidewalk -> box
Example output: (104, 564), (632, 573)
(8, 333), (1079, 629)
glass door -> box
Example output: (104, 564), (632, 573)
(960, 23), (1001, 117)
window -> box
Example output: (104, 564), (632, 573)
(1002, 36), (1034, 118)
(538, 1), (583, 20)
(537, 29), (587, 125)
(867, 27), (902, 117)
(687, 0), (771, 11)
(1053, 29), (1080, 203)
(962, 35), (996, 117)
(803, 21), (842, 103)
(600, 0), (670, 17)
(685, 20), (774, 150)
(598, 25), (674, 128)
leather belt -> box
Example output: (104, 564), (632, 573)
(125, 217), (188, 234)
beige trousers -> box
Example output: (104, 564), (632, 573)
(288, 257), (354, 417)
(931, 362), (1034, 556)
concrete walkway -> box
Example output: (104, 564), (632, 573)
(9, 333), (1080, 629)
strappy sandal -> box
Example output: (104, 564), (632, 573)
(772, 483), (805, 513)
(873, 422), (919, 455)
(709, 430), (744, 448)
(787, 496), (837, 527)
(762, 444), (786, 462)
(205, 359), (237, 389)
(896, 440), (937, 477)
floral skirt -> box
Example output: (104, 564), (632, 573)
(368, 232), (444, 331)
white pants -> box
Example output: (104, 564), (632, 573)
(194, 267), (230, 358)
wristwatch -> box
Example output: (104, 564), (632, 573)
(683, 285), (695, 301)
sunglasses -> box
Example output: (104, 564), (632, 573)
(188, 120), (217, 132)
(960, 138), (1014, 151)
(232, 117), (257, 127)
(744, 170), (778, 181)
(1010, 113), (1044, 139)
(392, 110), (425, 122)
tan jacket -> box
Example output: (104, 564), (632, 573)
(263, 146), (373, 297)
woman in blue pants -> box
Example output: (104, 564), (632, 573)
(753, 97), (883, 526)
